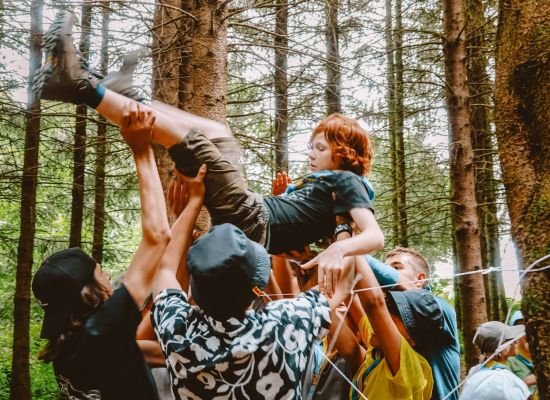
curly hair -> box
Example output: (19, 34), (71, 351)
(38, 277), (111, 363)
(310, 113), (374, 175)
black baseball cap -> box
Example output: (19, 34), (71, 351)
(188, 224), (271, 320)
(32, 247), (97, 339)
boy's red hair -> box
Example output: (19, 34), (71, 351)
(311, 113), (373, 175)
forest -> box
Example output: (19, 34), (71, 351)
(0, 0), (548, 399)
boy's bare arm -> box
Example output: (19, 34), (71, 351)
(302, 208), (384, 297)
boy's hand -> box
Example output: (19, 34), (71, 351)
(301, 243), (345, 298)
(272, 171), (292, 195)
(120, 102), (155, 152)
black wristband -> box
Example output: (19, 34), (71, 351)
(334, 223), (353, 238)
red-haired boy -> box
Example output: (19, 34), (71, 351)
(33, 11), (384, 295)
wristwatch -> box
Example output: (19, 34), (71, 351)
(334, 223), (353, 238)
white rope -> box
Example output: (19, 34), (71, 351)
(259, 254), (550, 399)
(441, 253), (550, 400)
(258, 261), (550, 298)
(320, 352), (369, 400)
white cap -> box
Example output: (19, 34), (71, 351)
(460, 368), (530, 400)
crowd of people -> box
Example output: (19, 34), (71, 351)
(30, 11), (536, 400)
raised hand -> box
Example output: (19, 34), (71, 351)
(176, 164), (207, 204)
(301, 244), (345, 298)
(272, 171), (292, 195)
(167, 175), (189, 220)
(168, 164), (207, 220)
(120, 101), (155, 152)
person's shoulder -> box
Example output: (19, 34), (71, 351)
(152, 288), (194, 323)
(506, 356), (525, 371)
(153, 287), (189, 305)
(262, 290), (330, 321)
(434, 296), (456, 316)
(507, 356), (520, 367)
(85, 285), (140, 334)
(461, 367), (530, 400)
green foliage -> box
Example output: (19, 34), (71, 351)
(29, 323), (59, 399)
(0, 315), (60, 399)
(0, 0), (515, 394)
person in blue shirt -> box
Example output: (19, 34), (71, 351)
(366, 247), (461, 400)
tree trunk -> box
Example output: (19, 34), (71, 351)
(494, 0), (550, 395)
(190, 0), (228, 122)
(0, 0), (4, 42)
(452, 236), (462, 331)
(325, 0), (341, 114)
(466, 0), (503, 321)
(178, 0), (195, 111)
(385, 0), (408, 247)
(152, 0), (184, 193)
(92, 1), (110, 264)
(385, 0), (399, 247)
(190, 0), (228, 232)
(393, 0), (408, 247)
(443, 0), (487, 369)
(10, 1), (42, 399)
(274, 0), (288, 172)
(70, 1), (93, 248)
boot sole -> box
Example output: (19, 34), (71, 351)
(32, 12), (77, 100)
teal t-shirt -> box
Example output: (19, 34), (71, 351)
(508, 354), (536, 393)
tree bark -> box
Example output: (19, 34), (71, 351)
(494, 0), (550, 395)
(190, 0), (228, 122)
(274, 0), (288, 172)
(190, 0), (228, 232)
(178, 0), (195, 111)
(0, 0), (4, 42)
(70, 1), (93, 248)
(393, 0), (408, 247)
(443, 0), (487, 369)
(92, 1), (110, 264)
(152, 0), (184, 193)
(385, 0), (408, 247)
(325, 0), (341, 114)
(466, 0), (504, 321)
(10, 1), (42, 399)
(385, 0), (399, 247)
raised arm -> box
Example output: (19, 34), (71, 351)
(302, 207), (384, 297)
(355, 255), (403, 375)
(365, 255), (399, 287)
(121, 102), (171, 309)
(329, 302), (367, 373)
(152, 165), (206, 297)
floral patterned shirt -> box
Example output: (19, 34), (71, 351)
(152, 289), (331, 400)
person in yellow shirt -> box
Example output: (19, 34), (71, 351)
(333, 256), (448, 399)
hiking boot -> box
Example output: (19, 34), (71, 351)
(101, 50), (144, 102)
(32, 11), (100, 104)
